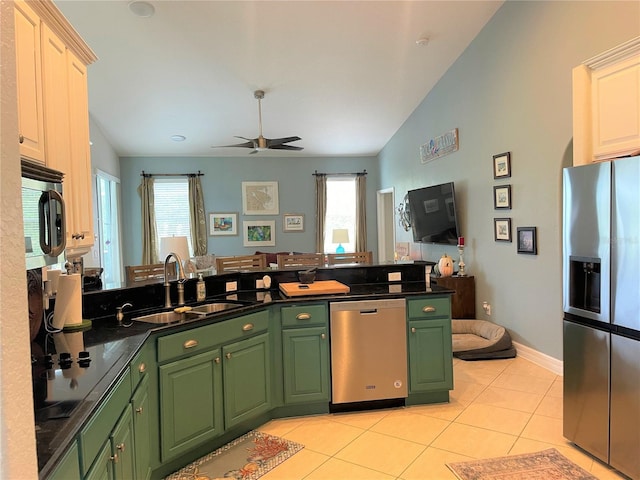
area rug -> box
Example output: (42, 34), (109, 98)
(447, 448), (598, 480)
(164, 431), (304, 480)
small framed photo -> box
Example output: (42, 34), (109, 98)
(283, 213), (304, 232)
(242, 181), (279, 215)
(493, 152), (511, 179)
(243, 220), (276, 247)
(209, 212), (238, 236)
(493, 185), (512, 209)
(494, 217), (512, 242)
(517, 226), (537, 255)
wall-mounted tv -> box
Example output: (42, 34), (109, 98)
(407, 182), (461, 245)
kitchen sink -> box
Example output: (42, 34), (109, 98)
(132, 302), (245, 325)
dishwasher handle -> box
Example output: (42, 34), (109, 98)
(359, 309), (379, 315)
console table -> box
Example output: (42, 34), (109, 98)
(432, 275), (476, 319)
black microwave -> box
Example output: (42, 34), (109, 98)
(22, 160), (66, 270)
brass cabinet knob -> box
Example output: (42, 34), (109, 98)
(214, 357), (221, 364)
(296, 313), (311, 320)
(321, 333), (326, 340)
(135, 406), (143, 414)
(225, 352), (232, 359)
(138, 362), (146, 373)
(422, 306), (436, 313)
(411, 327), (416, 333)
(19, 134), (24, 144)
(116, 443), (125, 452)
(110, 453), (119, 463)
(242, 323), (254, 332)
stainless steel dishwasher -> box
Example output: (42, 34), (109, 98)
(330, 299), (407, 404)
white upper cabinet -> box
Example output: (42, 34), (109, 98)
(573, 37), (640, 165)
(15, 1), (46, 163)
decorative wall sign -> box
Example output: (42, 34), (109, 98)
(243, 220), (276, 247)
(283, 213), (304, 232)
(517, 226), (537, 254)
(420, 128), (459, 164)
(494, 217), (512, 242)
(209, 212), (238, 236)
(242, 181), (279, 215)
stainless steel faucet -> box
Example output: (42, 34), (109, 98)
(164, 253), (187, 308)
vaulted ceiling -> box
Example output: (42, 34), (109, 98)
(55, 1), (503, 157)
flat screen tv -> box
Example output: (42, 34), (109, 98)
(407, 182), (461, 245)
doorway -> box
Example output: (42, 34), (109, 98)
(95, 169), (122, 286)
(376, 188), (395, 263)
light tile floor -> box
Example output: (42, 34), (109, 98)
(258, 356), (629, 480)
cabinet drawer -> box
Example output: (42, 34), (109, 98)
(129, 343), (151, 390)
(157, 310), (269, 363)
(407, 296), (451, 319)
(281, 304), (327, 327)
(78, 369), (131, 476)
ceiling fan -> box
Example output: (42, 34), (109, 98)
(213, 90), (303, 154)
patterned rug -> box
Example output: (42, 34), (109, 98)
(447, 448), (598, 480)
(165, 431), (304, 480)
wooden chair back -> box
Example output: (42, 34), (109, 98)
(215, 254), (267, 273)
(125, 263), (175, 283)
(277, 253), (325, 269)
(326, 251), (373, 266)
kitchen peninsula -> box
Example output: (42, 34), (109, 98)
(35, 262), (454, 480)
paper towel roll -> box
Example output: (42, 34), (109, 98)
(53, 274), (82, 329)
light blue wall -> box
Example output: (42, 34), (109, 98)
(378, 1), (640, 360)
(119, 155), (379, 265)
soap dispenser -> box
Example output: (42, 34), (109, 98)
(196, 274), (206, 301)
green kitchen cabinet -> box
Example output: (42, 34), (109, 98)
(131, 375), (152, 480)
(282, 326), (330, 404)
(83, 406), (135, 480)
(47, 441), (80, 480)
(281, 303), (330, 405)
(223, 332), (271, 429)
(159, 348), (223, 462)
(407, 296), (453, 393)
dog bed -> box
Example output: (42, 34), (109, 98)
(452, 319), (516, 360)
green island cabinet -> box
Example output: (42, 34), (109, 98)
(47, 441), (81, 480)
(407, 295), (454, 395)
(281, 303), (330, 404)
(157, 309), (271, 462)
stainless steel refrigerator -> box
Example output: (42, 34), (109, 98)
(563, 156), (640, 480)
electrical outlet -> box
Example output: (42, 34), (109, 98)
(225, 281), (238, 292)
(388, 272), (402, 282)
(256, 279), (265, 289)
(482, 301), (492, 316)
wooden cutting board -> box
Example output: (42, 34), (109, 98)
(279, 280), (350, 297)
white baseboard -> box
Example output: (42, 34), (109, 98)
(513, 341), (563, 376)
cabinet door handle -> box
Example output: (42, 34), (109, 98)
(226, 352), (232, 359)
(183, 339), (199, 349)
(18, 134), (24, 144)
(110, 453), (119, 463)
(138, 362), (146, 373)
(242, 323), (254, 332)
(411, 327), (416, 333)
(295, 313), (311, 320)
(214, 357), (221, 364)
(135, 406), (144, 414)
(321, 333), (326, 340)
(422, 306), (436, 313)
(116, 443), (125, 452)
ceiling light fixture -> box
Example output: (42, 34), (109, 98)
(128, 1), (155, 18)
(415, 37), (430, 47)
(170, 135), (186, 142)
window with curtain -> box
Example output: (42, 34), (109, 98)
(323, 177), (357, 253)
(153, 178), (193, 255)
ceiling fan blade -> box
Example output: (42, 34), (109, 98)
(211, 140), (255, 149)
(269, 144), (304, 151)
(267, 136), (302, 147)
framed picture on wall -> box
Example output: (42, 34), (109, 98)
(243, 220), (276, 247)
(517, 226), (537, 254)
(493, 185), (512, 209)
(493, 152), (511, 179)
(494, 217), (512, 242)
(283, 213), (304, 232)
(209, 212), (238, 236)
(242, 181), (279, 215)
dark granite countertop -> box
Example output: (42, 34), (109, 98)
(36, 279), (451, 478)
